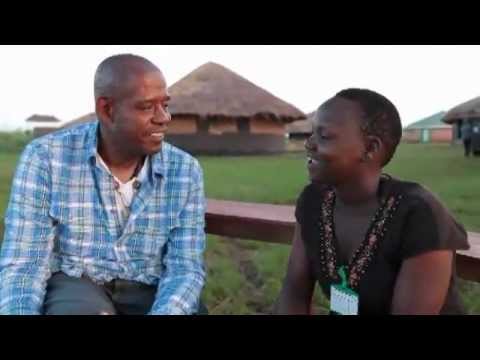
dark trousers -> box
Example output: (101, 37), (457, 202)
(43, 272), (208, 315)
(464, 139), (472, 157)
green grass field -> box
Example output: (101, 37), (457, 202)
(1, 134), (479, 314)
(199, 144), (480, 314)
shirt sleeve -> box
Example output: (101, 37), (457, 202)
(148, 159), (206, 315)
(400, 187), (470, 260)
(295, 185), (310, 226)
(295, 183), (324, 226)
(0, 142), (56, 315)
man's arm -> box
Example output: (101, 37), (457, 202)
(274, 223), (315, 314)
(149, 159), (206, 315)
(0, 144), (56, 315)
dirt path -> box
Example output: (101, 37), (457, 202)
(225, 238), (272, 314)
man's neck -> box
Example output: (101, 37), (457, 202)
(97, 134), (144, 183)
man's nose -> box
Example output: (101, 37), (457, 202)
(153, 107), (171, 124)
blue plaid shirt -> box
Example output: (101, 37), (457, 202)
(0, 121), (206, 315)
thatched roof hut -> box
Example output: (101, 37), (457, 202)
(166, 62), (305, 154)
(26, 114), (61, 123)
(442, 96), (480, 143)
(59, 62), (306, 155)
(25, 114), (62, 138)
(286, 111), (314, 139)
(168, 62), (304, 122)
(443, 96), (480, 124)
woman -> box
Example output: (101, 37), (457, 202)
(275, 88), (469, 315)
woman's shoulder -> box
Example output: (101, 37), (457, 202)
(384, 175), (469, 255)
(297, 182), (331, 207)
(295, 182), (331, 224)
(385, 176), (447, 212)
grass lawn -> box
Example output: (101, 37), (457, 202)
(1, 139), (479, 314)
(199, 143), (480, 314)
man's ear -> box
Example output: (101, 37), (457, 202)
(95, 97), (114, 125)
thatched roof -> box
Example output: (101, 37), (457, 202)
(286, 111), (315, 134)
(61, 112), (96, 129)
(168, 62), (305, 123)
(62, 62), (306, 128)
(26, 114), (61, 123)
(443, 96), (480, 124)
(405, 111), (450, 130)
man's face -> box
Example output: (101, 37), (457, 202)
(109, 69), (171, 156)
(305, 98), (367, 185)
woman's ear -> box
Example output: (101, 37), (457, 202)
(364, 135), (383, 162)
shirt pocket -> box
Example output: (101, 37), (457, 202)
(125, 227), (169, 261)
(50, 211), (94, 257)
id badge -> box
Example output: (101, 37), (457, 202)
(330, 266), (359, 315)
(330, 284), (359, 315)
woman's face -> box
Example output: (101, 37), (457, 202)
(305, 97), (368, 185)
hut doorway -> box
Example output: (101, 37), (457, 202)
(421, 129), (430, 143)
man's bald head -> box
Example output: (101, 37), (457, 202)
(94, 54), (162, 101)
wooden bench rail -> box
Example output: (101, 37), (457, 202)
(206, 199), (480, 282)
(2, 199), (479, 282)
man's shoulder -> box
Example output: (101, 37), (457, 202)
(159, 142), (201, 168)
(25, 121), (97, 156)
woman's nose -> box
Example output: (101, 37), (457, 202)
(304, 134), (316, 151)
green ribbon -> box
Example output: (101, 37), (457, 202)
(338, 266), (348, 288)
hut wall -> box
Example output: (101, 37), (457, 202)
(403, 128), (452, 143)
(402, 129), (420, 143)
(208, 118), (238, 135)
(430, 128), (453, 143)
(453, 122), (461, 141)
(33, 127), (57, 139)
(169, 116), (197, 134)
(451, 122), (463, 145)
(165, 133), (286, 155)
(289, 132), (311, 140)
(249, 118), (285, 135)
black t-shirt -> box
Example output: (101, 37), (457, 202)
(295, 175), (470, 315)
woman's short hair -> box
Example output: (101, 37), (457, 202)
(335, 88), (402, 166)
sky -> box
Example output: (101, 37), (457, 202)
(0, 45), (479, 131)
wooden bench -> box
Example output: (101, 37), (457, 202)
(2, 200), (479, 283)
(206, 199), (480, 283)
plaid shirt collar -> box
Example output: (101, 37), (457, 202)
(85, 120), (166, 179)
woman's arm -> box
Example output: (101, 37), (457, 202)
(274, 223), (316, 314)
(391, 250), (453, 315)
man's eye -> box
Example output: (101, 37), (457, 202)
(141, 103), (154, 110)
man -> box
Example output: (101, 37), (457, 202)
(0, 54), (206, 315)
(461, 120), (472, 157)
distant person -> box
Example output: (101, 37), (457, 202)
(274, 88), (469, 315)
(461, 120), (473, 157)
(0, 54), (207, 315)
